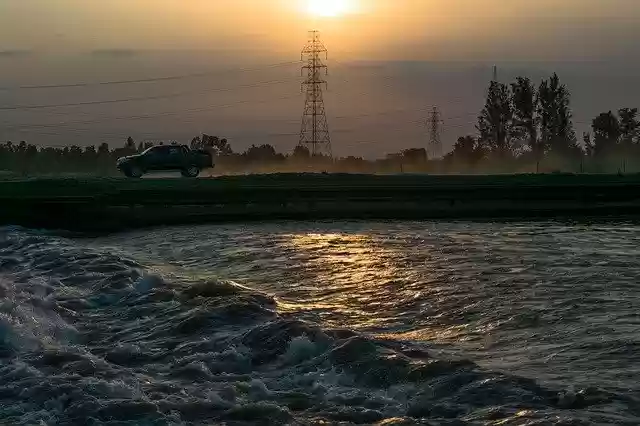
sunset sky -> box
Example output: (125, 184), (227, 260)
(1, 0), (640, 157)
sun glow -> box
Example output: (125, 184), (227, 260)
(307, 0), (353, 17)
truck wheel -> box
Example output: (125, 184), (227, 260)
(128, 166), (143, 178)
(182, 166), (200, 178)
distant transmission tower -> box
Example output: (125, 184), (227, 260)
(298, 30), (332, 158)
(427, 107), (443, 159)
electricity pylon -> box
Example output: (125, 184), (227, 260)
(298, 30), (332, 158)
(427, 106), (443, 159)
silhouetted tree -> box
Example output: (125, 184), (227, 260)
(190, 136), (202, 149)
(583, 132), (595, 158)
(193, 134), (233, 156)
(292, 145), (311, 160)
(511, 77), (539, 159)
(618, 108), (639, 148)
(477, 81), (513, 158)
(451, 136), (484, 165)
(126, 136), (136, 151)
(402, 148), (427, 163)
(338, 155), (369, 173)
(216, 139), (232, 156)
(592, 111), (620, 157)
(244, 144), (283, 164)
(537, 73), (579, 157)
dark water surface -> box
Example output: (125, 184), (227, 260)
(2, 222), (640, 425)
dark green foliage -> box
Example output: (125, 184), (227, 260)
(402, 148), (427, 163)
(195, 134), (233, 156)
(477, 81), (513, 158)
(511, 77), (539, 158)
(618, 108), (640, 148)
(0, 141), (121, 176)
(125, 136), (136, 151)
(292, 145), (311, 160)
(537, 73), (579, 157)
(244, 144), (283, 163)
(445, 136), (485, 168)
(583, 132), (595, 158)
(591, 111), (621, 157)
(0, 135), (233, 177)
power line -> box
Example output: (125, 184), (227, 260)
(0, 61), (302, 92)
(3, 104), (476, 137)
(0, 78), (299, 111)
(3, 56), (475, 124)
(2, 93), (301, 137)
(1, 44), (480, 151)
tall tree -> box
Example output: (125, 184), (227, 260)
(125, 136), (136, 150)
(537, 73), (579, 156)
(448, 135), (484, 165)
(591, 111), (620, 156)
(477, 81), (513, 158)
(200, 134), (233, 156)
(618, 108), (639, 148)
(583, 132), (595, 158)
(215, 138), (232, 156)
(190, 136), (202, 149)
(511, 77), (539, 158)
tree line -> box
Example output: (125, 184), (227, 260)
(1, 72), (639, 175)
(0, 133), (433, 175)
(0, 138), (150, 176)
(446, 73), (640, 173)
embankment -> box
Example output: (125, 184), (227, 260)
(2, 173), (640, 232)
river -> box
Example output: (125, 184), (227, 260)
(1, 221), (639, 424)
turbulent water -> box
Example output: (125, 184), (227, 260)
(2, 221), (640, 425)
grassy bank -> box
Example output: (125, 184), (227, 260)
(2, 173), (640, 232)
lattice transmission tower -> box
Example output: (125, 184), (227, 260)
(298, 30), (332, 158)
(427, 107), (443, 159)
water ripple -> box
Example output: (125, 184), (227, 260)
(1, 222), (639, 424)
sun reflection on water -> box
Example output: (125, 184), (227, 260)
(280, 231), (494, 348)
(284, 232), (437, 332)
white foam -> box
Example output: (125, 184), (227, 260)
(280, 335), (320, 365)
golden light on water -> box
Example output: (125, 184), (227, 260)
(306, 0), (356, 17)
(284, 232), (407, 328)
(282, 232), (475, 343)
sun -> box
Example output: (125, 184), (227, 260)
(307, 0), (352, 17)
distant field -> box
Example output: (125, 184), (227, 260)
(2, 173), (640, 232)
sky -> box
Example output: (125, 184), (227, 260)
(1, 0), (640, 157)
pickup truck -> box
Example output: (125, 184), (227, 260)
(116, 145), (214, 178)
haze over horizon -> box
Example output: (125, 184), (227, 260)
(1, 0), (640, 157)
